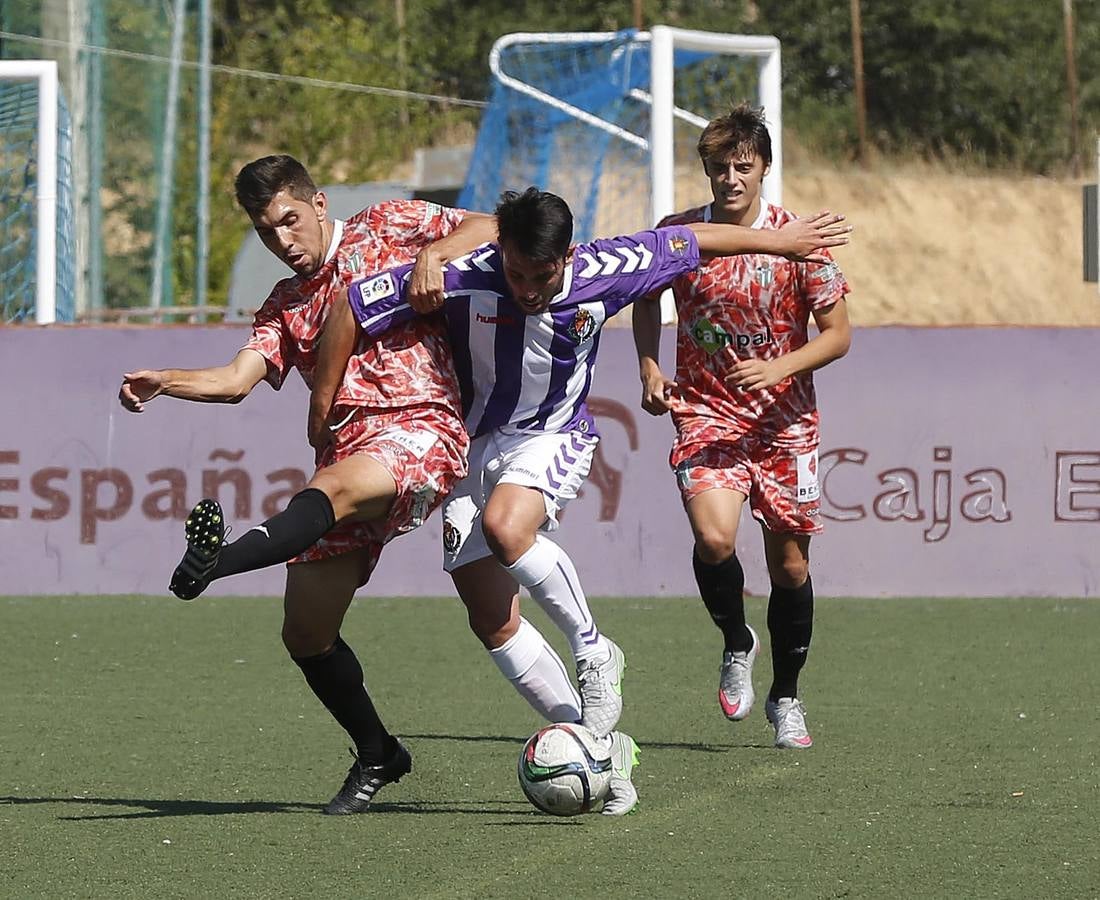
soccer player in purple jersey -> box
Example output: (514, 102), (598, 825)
(311, 188), (849, 813)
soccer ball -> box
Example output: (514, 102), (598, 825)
(517, 723), (612, 816)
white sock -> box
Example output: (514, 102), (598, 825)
(505, 536), (609, 665)
(488, 617), (581, 723)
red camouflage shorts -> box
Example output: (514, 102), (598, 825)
(670, 428), (823, 536)
(290, 403), (470, 584)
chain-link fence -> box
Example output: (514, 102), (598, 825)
(0, 0), (483, 323)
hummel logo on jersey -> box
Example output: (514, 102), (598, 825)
(690, 317), (774, 355)
(476, 312), (516, 326)
(576, 243), (653, 278)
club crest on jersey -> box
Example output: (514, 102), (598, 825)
(754, 262), (774, 288)
(675, 462), (694, 491)
(567, 309), (596, 343)
(442, 521), (461, 555)
(668, 235), (689, 256)
(346, 250), (363, 274)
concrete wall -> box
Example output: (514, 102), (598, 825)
(2, 326), (1098, 597)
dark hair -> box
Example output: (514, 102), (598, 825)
(234, 155), (318, 218)
(697, 102), (772, 167)
(495, 187), (573, 262)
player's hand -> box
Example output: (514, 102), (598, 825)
(119, 370), (165, 412)
(776, 211), (851, 263)
(640, 362), (676, 416)
(408, 249), (446, 314)
(725, 357), (788, 391)
(307, 409), (334, 454)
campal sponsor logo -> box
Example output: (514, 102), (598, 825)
(689, 317), (775, 355)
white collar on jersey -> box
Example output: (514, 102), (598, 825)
(703, 201), (771, 229)
(549, 251), (576, 304)
(324, 219), (345, 265)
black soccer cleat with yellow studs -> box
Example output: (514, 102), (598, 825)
(169, 498), (225, 601)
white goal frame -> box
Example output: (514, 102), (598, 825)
(489, 29), (782, 320)
(648, 27), (782, 224)
(490, 28), (782, 221)
(0, 59), (59, 325)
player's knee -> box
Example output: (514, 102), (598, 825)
(770, 557), (809, 589)
(480, 511), (528, 565)
(304, 473), (344, 513)
(463, 598), (519, 649)
(307, 470), (391, 523)
(281, 619), (335, 658)
(694, 531), (736, 565)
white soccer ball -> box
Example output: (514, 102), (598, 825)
(517, 723), (613, 816)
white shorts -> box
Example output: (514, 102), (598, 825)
(441, 428), (598, 572)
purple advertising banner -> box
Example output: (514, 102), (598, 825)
(1, 326), (1098, 597)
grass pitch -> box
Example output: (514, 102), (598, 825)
(1, 594), (1096, 899)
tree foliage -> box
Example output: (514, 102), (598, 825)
(6, 0), (1095, 310)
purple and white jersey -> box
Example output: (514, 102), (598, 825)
(348, 225), (701, 436)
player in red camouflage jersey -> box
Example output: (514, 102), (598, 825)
(633, 105), (851, 749)
(119, 155), (495, 812)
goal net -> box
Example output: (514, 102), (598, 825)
(459, 27), (781, 248)
(0, 60), (76, 324)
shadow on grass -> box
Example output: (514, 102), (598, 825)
(403, 733), (744, 753)
(0, 795), (320, 820)
(0, 795), (540, 821)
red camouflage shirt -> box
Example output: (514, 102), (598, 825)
(243, 200), (464, 411)
(661, 201), (849, 450)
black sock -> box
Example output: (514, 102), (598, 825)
(210, 488), (336, 582)
(293, 636), (392, 765)
(692, 551), (753, 653)
(767, 575), (814, 701)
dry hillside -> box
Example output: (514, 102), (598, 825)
(604, 162), (1099, 327)
(780, 165), (1099, 326)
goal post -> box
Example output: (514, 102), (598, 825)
(460, 28), (783, 321)
(648, 26), (782, 228)
(0, 58), (75, 325)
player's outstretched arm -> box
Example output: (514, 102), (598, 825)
(308, 289), (357, 450)
(407, 212), (498, 313)
(632, 293), (676, 417)
(689, 211), (851, 263)
(119, 350), (267, 412)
